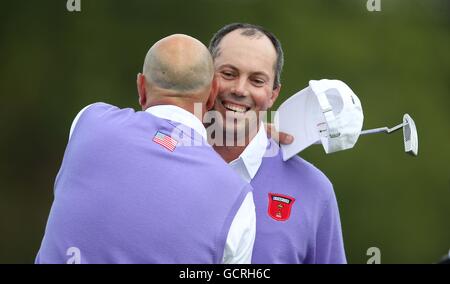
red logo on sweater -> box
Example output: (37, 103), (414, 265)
(268, 193), (296, 221)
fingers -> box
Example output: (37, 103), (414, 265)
(265, 123), (294, 145)
(278, 131), (294, 145)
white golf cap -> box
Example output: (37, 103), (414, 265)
(274, 79), (364, 161)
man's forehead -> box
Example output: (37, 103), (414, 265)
(218, 29), (276, 57)
(215, 30), (277, 75)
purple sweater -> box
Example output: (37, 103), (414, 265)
(251, 140), (346, 264)
(36, 103), (251, 264)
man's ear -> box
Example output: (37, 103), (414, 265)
(267, 84), (281, 109)
(206, 75), (219, 111)
(137, 73), (147, 110)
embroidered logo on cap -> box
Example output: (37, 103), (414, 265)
(268, 193), (296, 221)
(153, 131), (178, 152)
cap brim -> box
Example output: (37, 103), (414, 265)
(275, 87), (324, 161)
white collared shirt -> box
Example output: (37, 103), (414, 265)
(229, 124), (268, 182)
(69, 104), (256, 264)
(145, 105), (208, 140)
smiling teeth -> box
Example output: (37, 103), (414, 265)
(223, 102), (248, 113)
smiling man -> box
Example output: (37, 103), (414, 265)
(208, 23), (347, 264)
(210, 26), (281, 150)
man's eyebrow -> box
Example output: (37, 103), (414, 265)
(251, 71), (270, 79)
(217, 64), (238, 71)
(218, 64), (270, 78)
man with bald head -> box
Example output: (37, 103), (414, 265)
(137, 34), (216, 111)
(35, 34), (256, 264)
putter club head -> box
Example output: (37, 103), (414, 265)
(403, 113), (418, 156)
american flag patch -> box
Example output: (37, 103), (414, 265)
(153, 131), (178, 152)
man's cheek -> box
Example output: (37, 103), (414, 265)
(256, 98), (272, 111)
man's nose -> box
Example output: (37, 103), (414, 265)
(231, 78), (249, 97)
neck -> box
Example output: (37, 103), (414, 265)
(211, 125), (260, 163)
(213, 145), (246, 163)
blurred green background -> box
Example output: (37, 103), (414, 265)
(1, 0), (449, 263)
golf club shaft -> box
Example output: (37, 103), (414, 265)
(313, 124), (403, 144)
(312, 128), (384, 144)
(360, 127), (388, 135)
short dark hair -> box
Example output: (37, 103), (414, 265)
(208, 23), (284, 90)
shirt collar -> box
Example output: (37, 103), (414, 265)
(145, 105), (207, 140)
(231, 124), (268, 180)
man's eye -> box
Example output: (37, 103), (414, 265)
(252, 79), (265, 86)
(221, 71), (235, 79)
